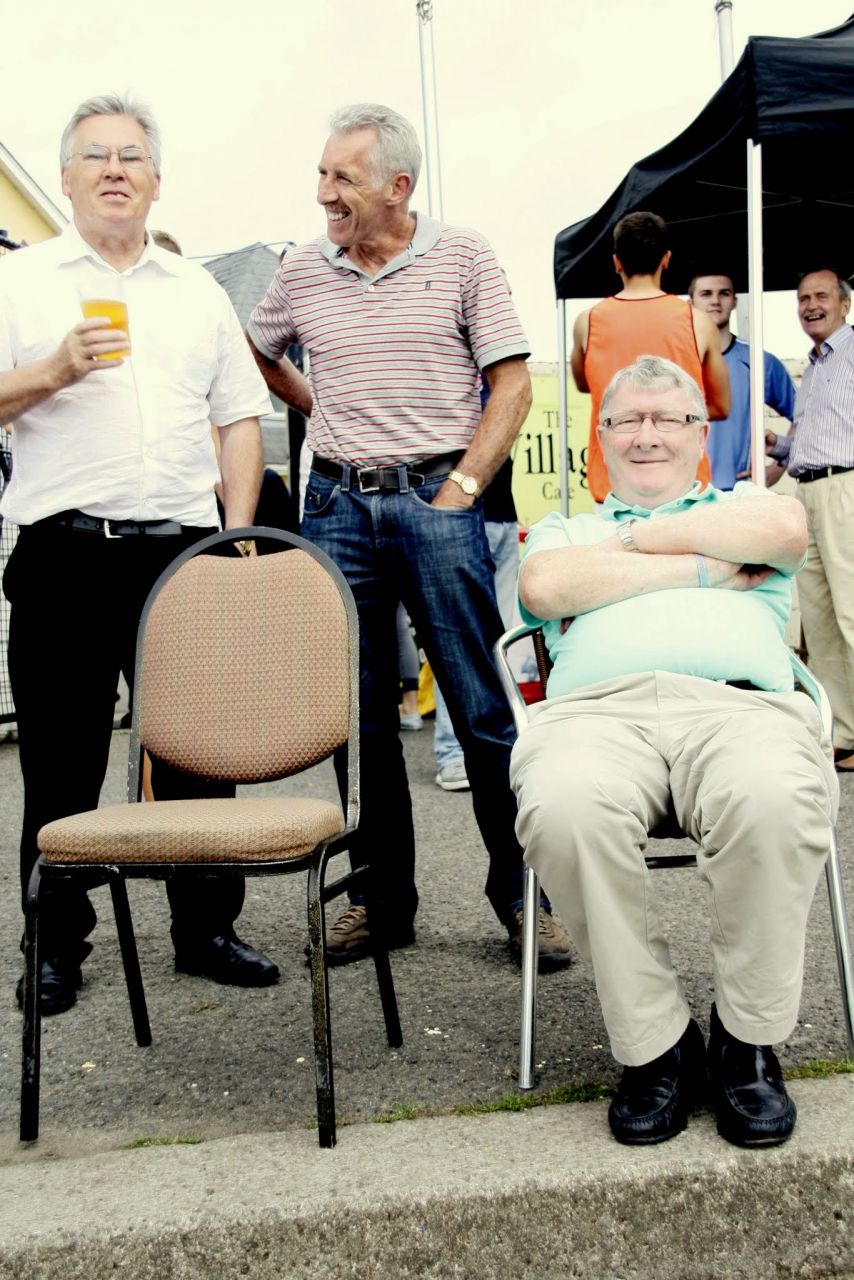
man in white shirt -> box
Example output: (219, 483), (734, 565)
(0, 93), (277, 1015)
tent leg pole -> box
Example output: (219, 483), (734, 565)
(557, 301), (569, 518)
(746, 138), (767, 488)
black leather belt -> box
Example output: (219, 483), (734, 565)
(38, 510), (189, 537)
(311, 451), (463, 494)
(796, 465), (854, 485)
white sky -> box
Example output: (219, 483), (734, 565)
(2, 0), (850, 361)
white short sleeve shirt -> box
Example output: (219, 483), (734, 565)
(0, 224), (272, 526)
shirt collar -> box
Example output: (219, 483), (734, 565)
(318, 210), (443, 273)
(56, 222), (181, 276)
(808, 323), (853, 363)
(602, 481), (712, 520)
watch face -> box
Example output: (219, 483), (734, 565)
(461, 475), (477, 495)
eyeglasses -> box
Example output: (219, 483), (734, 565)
(600, 411), (705, 434)
(70, 146), (153, 169)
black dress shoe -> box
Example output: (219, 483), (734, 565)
(15, 958), (83, 1017)
(174, 934), (279, 987)
(608, 1018), (706, 1145)
(708, 1004), (796, 1147)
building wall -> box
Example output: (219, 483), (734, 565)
(0, 172), (58, 245)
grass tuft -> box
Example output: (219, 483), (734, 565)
(124, 1136), (205, 1149)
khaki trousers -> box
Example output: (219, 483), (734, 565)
(510, 672), (838, 1066)
(796, 471), (854, 748)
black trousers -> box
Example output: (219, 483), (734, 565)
(4, 520), (245, 962)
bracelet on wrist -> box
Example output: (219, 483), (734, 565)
(694, 552), (710, 588)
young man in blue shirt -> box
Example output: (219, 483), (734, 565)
(689, 273), (794, 490)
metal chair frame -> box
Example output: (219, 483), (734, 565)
(21, 526), (402, 1147)
(495, 621), (854, 1090)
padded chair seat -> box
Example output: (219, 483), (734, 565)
(38, 797), (345, 864)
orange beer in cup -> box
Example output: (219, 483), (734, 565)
(80, 298), (130, 360)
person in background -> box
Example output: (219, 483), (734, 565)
(766, 268), (854, 774)
(688, 272), (794, 490)
(571, 211), (730, 504)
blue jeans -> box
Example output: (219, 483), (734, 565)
(301, 467), (525, 930)
(435, 520), (520, 771)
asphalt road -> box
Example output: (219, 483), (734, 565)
(1, 719), (851, 1163)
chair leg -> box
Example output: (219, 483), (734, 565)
(20, 860), (43, 1142)
(824, 831), (854, 1056)
(307, 857), (336, 1148)
(366, 904), (403, 1049)
(109, 876), (152, 1048)
(518, 864), (539, 1091)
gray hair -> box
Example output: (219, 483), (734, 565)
(797, 268), (852, 303)
(60, 93), (162, 175)
(328, 103), (421, 190)
(600, 355), (708, 423)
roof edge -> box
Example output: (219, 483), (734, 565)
(0, 142), (67, 235)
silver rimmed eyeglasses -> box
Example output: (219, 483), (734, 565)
(600, 411), (705, 434)
(71, 146), (153, 168)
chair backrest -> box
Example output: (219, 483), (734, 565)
(133, 531), (357, 788)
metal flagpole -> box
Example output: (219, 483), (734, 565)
(416, 1), (444, 220)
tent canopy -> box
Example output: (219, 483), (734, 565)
(554, 17), (854, 299)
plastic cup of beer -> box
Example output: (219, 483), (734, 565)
(80, 297), (131, 360)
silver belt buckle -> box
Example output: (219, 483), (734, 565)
(103, 519), (121, 539)
(357, 469), (381, 494)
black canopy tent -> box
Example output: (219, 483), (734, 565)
(552, 16), (854, 508)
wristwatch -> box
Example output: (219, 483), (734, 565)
(448, 470), (482, 498)
(616, 519), (639, 551)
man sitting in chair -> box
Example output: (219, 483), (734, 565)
(510, 355), (838, 1148)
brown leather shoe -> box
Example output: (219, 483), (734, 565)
(509, 908), (572, 970)
(322, 904), (415, 966)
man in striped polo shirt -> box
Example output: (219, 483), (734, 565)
(247, 103), (571, 967)
(766, 269), (854, 773)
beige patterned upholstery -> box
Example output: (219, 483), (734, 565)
(139, 550), (350, 782)
(39, 797), (344, 864)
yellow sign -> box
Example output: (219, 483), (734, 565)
(510, 373), (595, 528)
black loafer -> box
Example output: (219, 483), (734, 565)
(174, 934), (279, 987)
(708, 1004), (796, 1147)
(15, 958), (83, 1017)
(608, 1018), (706, 1145)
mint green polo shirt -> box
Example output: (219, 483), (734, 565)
(520, 483), (799, 697)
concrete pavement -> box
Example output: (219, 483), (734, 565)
(0, 723), (852, 1277)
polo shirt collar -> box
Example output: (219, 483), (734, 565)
(809, 323), (853, 363)
(319, 210), (442, 277)
(603, 481), (711, 520)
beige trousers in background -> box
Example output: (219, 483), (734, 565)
(796, 471), (854, 749)
(510, 672), (839, 1066)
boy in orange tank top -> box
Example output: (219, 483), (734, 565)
(571, 212), (730, 503)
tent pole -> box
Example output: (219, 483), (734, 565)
(746, 138), (767, 488)
(714, 1), (735, 79)
(557, 301), (569, 518)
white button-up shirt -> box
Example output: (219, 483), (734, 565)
(0, 224), (271, 526)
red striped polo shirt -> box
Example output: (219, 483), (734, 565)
(247, 214), (530, 466)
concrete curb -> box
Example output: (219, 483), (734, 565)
(1, 1075), (851, 1279)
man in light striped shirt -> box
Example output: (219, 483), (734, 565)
(247, 103), (571, 967)
(766, 268), (854, 772)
